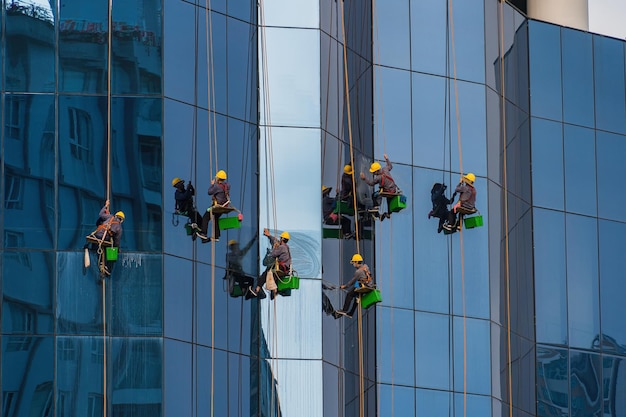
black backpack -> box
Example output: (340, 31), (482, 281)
(430, 183), (449, 217)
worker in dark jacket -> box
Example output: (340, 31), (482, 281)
(92, 200), (125, 248)
(250, 228), (291, 299)
(225, 236), (257, 295)
(428, 183), (451, 233)
(172, 177), (202, 232)
(335, 253), (374, 318)
(360, 154), (400, 221)
(443, 173), (477, 232)
(338, 164), (354, 202)
(323, 186), (352, 238)
(197, 170), (230, 243)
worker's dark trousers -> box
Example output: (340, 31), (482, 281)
(342, 289), (359, 316)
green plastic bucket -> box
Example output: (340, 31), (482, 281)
(219, 216), (241, 230)
(464, 215), (483, 229)
(105, 247), (118, 261)
(361, 289), (382, 309)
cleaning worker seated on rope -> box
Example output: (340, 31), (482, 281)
(225, 236), (257, 295)
(428, 182), (452, 233)
(249, 228), (291, 299)
(335, 254), (374, 318)
(360, 153), (400, 221)
(196, 170), (230, 243)
(339, 164), (354, 205)
(443, 172), (477, 232)
(172, 177), (202, 233)
(323, 185), (353, 239)
(87, 199), (125, 248)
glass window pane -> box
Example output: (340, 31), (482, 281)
(533, 209), (567, 345)
(566, 214), (599, 350)
(531, 118), (564, 210)
(453, 317), (490, 395)
(415, 312), (449, 390)
(163, 0), (196, 103)
(59, 0), (108, 94)
(529, 22), (562, 121)
(593, 35), (626, 134)
(227, 18), (257, 121)
(410, 0), (446, 76)
(448, 0), (485, 84)
(598, 220), (626, 351)
(536, 346), (568, 417)
(562, 29), (594, 128)
(596, 131), (626, 222)
(563, 125), (596, 216)
(378, 307), (415, 386)
(411, 73), (446, 171)
(374, 0), (410, 70)
(570, 350), (602, 417)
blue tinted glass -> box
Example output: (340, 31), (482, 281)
(453, 393), (491, 417)
(379, 385), (415, 417)
(536, 346), (568, 417)
(562, 29), (594, 128)
(164, 340), (192, 417)
(164, 256), (193, 341)
(195, 10), (226, 111)
(528, 22), (562, 121)
(4, 336), (54, 416)
(412, 74), (446, 171)
(416, 389), (450, 416)
(533, 209), (567, 344)
(570, 350), (602, 417)
(410, 0), (445, 76)
(602, 354), (624, 414)
(111, 338), (162, 416)
(453, 317), (490, 395)
(227, 18), (257, 121)
(566, 214), (599, 350)
(4, 94), (55, 249)
(59, 0), (108, 93)
(598, 220), (626, 351)
(531, 118), (564, 210)
(111, 97), (163, 252)
(448, 0), (485, 84)
(227, 0), (256, 23)
(5, 2), (55, 92)
(378, 307), (414, 386)
(112, 0), (162, 94)
(196, 262), (229, 351)
(262, 0), (318, 28)
(563, 125), (596, 216)
(596, 131), (626, 222)
(57, 95), (108, 249)
(593, 35), (626, 134)
(374, 0), (409, 70)
(415, 312), (449, 390)
(110, 254), (163, 336)
(163, 0), (195, 103)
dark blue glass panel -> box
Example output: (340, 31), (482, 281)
(533, 208), (567, 345)
(411, 74), (446, 171)
(3, 252), (54, 335)
(59, 0), (109, 94)
(379, 384), (415, 417)
(593, 35), (626, 135)
(3, 336), (54, 417)
(453, 317), (490, 395)
(227, 0), (256, 23)
(528, 21), (562, 121)
(195, 10), (226, 112)
(374, 0), (410, 70)
(570, 350), (602, 417)
(596, 131), (626, 222)
(110, 97), (163, 252)
(566, 214), (599, 350)
(163, 0), (195, 103)
(416, 389), (450, 416)
(198, 346), (230, 416)
(57, 95), (108, 250)
(4, 94), (55, 249)
(563, 125), (596, 216)
(164, 255), (193, 341)
(164, 340), (192, 417)
(112, 0), (162, 94)
(598, 220), (626, 351)
(227, 18), (257, 122)
(602, 354), (624, 415)
(378, 307), (414, 386)
(536, 346), (568, 417)
(531, 118), (564, 210)
(111, 338), (163, 416)
(415, 312), (449, 390)
(5, 1), (55, 92)
(448, 0), (485, 84)
(453, 393), (491, 417)
(110, 254), (163, 336)
(196, 262), (229, 351)
(562, 29), (594, 128)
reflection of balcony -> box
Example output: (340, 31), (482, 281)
(6, 8), (54, 45)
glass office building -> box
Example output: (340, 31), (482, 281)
(2, 0), (626, 416)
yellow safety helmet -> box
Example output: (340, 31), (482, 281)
(228, 239), (238, 246)
(343, 165), (353, 175)
(216, 170), (227, 180)
(322, 185), (332, 194)
(351, 253), (363, 263)
(463, 173), (476, 184)
(115, 211), (125, 220)
(280, 231), (291, 240)
(369, 162), (382, 173)
(172, 177), (184, 187)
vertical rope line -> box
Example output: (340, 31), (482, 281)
(357, 294), (364, 417)
(340, 0), (360, 254)
(205, 3), (214, 179)
(206, 0), (219, 169)
(498, 2), (514, 416)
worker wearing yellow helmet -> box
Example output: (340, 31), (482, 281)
(225, 236), (258, 297)
(360, 153), (401, 221)
(89, 199), (125, 250)
(323, 185), (353, 238)
(338, 164), (355, 202)
(250, 228), (292, 299)
(171, 177), (202, 234)
(335, 253), (374, 318)
(443, 172), (478, 232)
(196, 170), (232, 243)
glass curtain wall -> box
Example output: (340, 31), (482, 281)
(530, 20), (626, 417)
